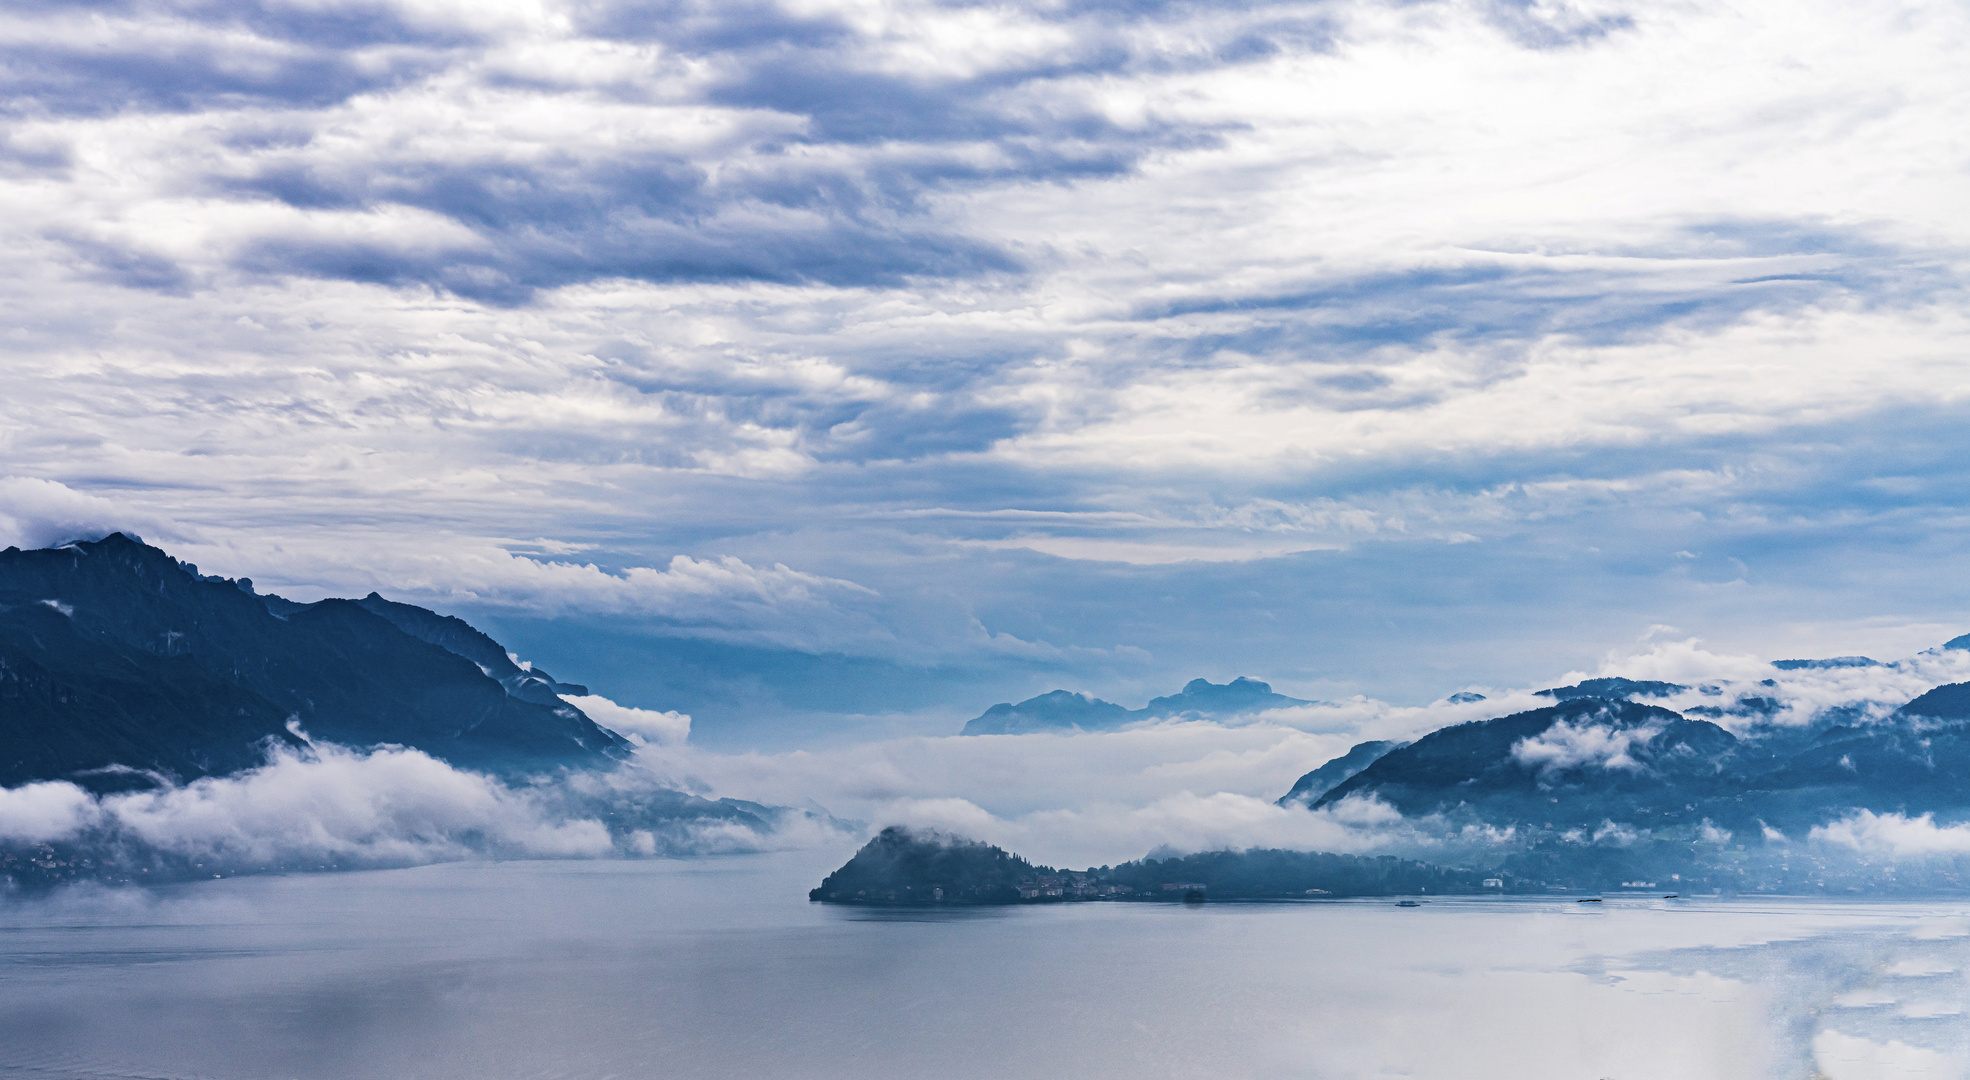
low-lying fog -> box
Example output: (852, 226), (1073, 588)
(10, 637), (1970, 880)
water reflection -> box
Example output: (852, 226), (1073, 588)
(828, 904), (1017, 923)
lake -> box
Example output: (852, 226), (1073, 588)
(0, 850), (1963, 1079)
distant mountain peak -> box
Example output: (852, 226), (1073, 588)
(960, 691), (1133, 735)
(960, 675), (1314, 735)
(1534, 676), (1688, 701)
(1772, 656), (1879, 670)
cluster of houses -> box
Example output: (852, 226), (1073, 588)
(1016, 874), (1160, 899)
(1014, 874), (1212, 900)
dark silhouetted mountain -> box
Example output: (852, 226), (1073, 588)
(960, 690), (1134, 735)
(1446, 691), (1486, 704)
(0, 534), (630, 789)
(1534, 677), (1688, 701)
(1718, 681), (1970, 821)
(1277, 740), (1407, 806)
(1771, 656), (1879, 670)
(1308, 698), (1739, 826)
(810, 827), (1036, 903)
(1946, 634), (1970, 651)
(0, 599), (303, 788)
(1291, 679), (1970, 845)
(1898, 681), (1970, 721)
(961, 676), (1311, 734)
(1144, 676), (1310, 717)
(810, 829), (1496, 904)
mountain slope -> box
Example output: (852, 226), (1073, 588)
(0, 600), (302, 787)
(1295, 683), (1970, 837)
(351, 593), (590, 703)
(1277, 740), (1407, 806)
(1308, 698), (1740, 826)
(0, 534), (630, 788)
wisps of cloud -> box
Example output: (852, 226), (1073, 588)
(1578, 636), (1970, 734)
(563, 694), (691, 746)
(1811, 811), (1970, 858)
(0, 476), (169, 551)
(1512, 713), (1666, 774)
(0, 737), (833, 878)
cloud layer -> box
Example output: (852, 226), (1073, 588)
(0, 737), (827, 879)
(610, 636), (1970, 868)
(8, 635), (1970, 881)
(4, 0), (1970, 719)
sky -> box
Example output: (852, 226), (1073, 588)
(4, 0), (1970, 746)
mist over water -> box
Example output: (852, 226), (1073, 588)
(0, 853), (1962, 1080)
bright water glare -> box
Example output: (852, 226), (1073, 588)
(0, 851), (1964, 1080)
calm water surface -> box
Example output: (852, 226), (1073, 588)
(0, 850), (1964, 1080)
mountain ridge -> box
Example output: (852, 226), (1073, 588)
(0, 533), (631, 789)
(1295, 686), (1970, 838)
(961, 676), (1312, 735)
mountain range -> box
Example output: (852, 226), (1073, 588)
(0, 533), (630, 790)
(13, 533), (1970, 895)
(961, 676), (1311, 734)
(1268, 667), (1970, 889)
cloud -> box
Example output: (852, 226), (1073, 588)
(1810, 811), (1970, 857)
(0, 780), (101, 844)
(0, 5), (458, 119)
(640, 720), (1366, 817)
(619, 714), (1513, 865)
(1512, 714), (1666, 773)
(859, 789), (1409, 869)
(0, 739), (824, 876)
(1812, 1031), (1965, 1080)
(1583, 637), (1970, 734)
(14, 636), (1970, 882)
(187, 533), (890, 652)
(107, 740), (617, 864)
(3, 0), (1970, 716)
(9, 0), (1272, 302)
(0, 476), (166, 550)
(563, 693), (691, 746)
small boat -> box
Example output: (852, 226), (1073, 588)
(1396, 900), (1423, 907)
(1663, 893), (1679, 899)
(1577, 898), (1602, 904)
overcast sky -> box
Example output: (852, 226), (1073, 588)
(3, 0), (1968, 743)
